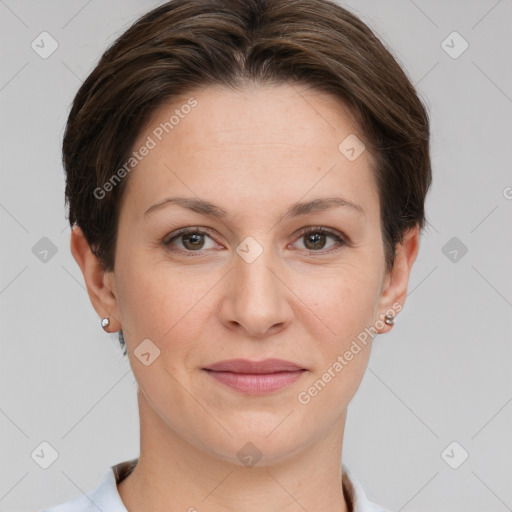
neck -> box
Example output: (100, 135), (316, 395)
(118, 391), (350, 512)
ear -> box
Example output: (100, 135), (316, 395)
(70, 225), (122, 332)
(376, 225), (420, 333)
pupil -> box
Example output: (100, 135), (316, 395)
(184, 233), (203, 249)
(305, 232), (325, 250)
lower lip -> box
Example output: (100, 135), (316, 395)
(204, 370), (306, 394)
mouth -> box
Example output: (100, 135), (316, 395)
(203, 358), (307, 394)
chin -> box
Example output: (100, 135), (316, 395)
(194, 420), (313, 468)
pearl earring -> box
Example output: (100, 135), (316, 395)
(384, 314), (395, 326)
(101, 317), (110, 331)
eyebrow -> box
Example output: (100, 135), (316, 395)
(144, 196), (365, 219)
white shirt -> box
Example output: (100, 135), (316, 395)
(42, 459), (389, 512)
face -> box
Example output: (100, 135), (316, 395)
(75, 83), (417, 466)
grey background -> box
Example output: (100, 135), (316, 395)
(1, 1), (511, 511)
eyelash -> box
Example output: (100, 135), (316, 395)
(162, 226), (348, 257)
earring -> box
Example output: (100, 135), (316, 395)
(101, 317), (110, 331)
(384, 314), (395, 326)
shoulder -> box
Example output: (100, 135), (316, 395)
(40, 461), (134, 512)
(41, 492), (98, 512)
(342, 464), (391, 512)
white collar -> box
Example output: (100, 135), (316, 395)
(43, 459), (389, 512)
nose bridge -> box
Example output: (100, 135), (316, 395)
(235, 238), (279, 306)
(227, 236), (290, 335)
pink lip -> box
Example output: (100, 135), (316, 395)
(203, 358), (307, 394)
(205, 358), (305, 373)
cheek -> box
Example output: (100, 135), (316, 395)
(292, 260), (382, 344)
(116, 255), (217, 352)
(293, 269), (379, 415)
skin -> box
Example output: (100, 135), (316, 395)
(71, 82), (419, 512)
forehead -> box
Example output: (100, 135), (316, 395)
(121, 83), (379, 223)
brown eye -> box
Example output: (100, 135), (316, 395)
(295, 227), (347, 253)
(303, 231), (328, 250)
(164, 228), (219, 254)
(181, 232), (205, 250)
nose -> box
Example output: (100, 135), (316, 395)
(220, 243), (293, 338)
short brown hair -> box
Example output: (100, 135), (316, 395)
(63, 0), (432, 350)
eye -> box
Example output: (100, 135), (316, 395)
(163, 226), (348, 256)
(293, 227), (347, 253)
(163, 227), (220, 254)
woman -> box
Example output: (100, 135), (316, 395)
(44, 0), (431, 510)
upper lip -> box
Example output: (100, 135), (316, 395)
(204, 358), (305, 374)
